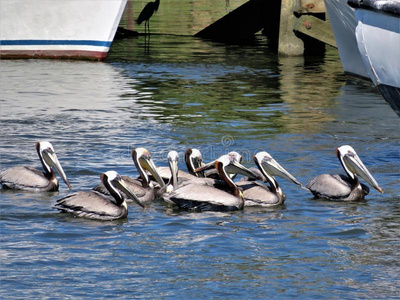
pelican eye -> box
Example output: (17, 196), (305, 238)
(346, 152), (355, 157)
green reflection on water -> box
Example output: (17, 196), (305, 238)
(121, 0), (249, 36)
(108, 33), (346, 144)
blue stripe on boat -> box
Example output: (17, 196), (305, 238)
(0, 40), (112, 47)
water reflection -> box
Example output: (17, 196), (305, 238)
(278, 51), (346, 132)
(108, 36), (351, 144)
(121, 0), (248, 35)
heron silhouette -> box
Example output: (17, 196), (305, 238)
(136, 0), (160, 35)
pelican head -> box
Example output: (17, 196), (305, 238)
(224, 151), (245, 178)
(218, 154), (258, 181)
(194, 151), (253, 179)
(132, 147), (165, 187)
(336, 145), (383, 193)
(185, 148), (204, 177)
(101, 171), (145, 208)
(254, 152), (302, 187)
(228, 151), (243, 163)
(36, 141), (72, 189)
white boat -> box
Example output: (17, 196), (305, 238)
(348, 0), (400, 116)
(323, 0), (372, 79)
(0, 0), (127, 61)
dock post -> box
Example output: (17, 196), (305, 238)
(278, 0), (304, 56)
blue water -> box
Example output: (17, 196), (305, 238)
(1, 35), (399, 299)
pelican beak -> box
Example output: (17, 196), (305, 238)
(255, 155), (302, 187)
(191, 157), (205, 177)
(343, 153), (383, 193)
(194, 160), (216, 173)
(140, 156), (165, 188)
(226, 160), (259, 180)
(42, 149), (72, 189)
(113, 177), (145, 208)
(169, 157), (179, 189)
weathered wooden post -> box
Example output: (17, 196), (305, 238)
(193, 0), (334, 56)
(278, 0), (335, 55)
(278, 0), (304, 56)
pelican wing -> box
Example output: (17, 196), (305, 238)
(167, 184), (241, 211)
(237, 181), (281, 206)
(154, 167), (220, 187)
(306, 174), (352, 199)
(334, 174), (370, 195)
(155, 167), (196, 182)
(203, 169), (220, 179)
(0, 166), (54, 191)
(54, 191), (125, 220)
(155, 166), (171, 179)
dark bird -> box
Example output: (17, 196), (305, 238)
(54, 171), (145, 220)
(136, 0), (160, 35)
(306, 145), (383, 201)
(237, 152), (303, 207)
(0, 141), (71, 192)
(92, 147), (165, 203)
(161, 152), (258, 211)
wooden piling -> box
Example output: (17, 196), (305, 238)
(278, 0), (304, 56)
(278, 0), (334, 55)
(193, 0), (333, 55)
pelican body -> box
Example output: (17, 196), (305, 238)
(54, 171), (145, 220)
(93, 148), (165, 203)
(161, 152), (258, 211)
(0, 141), (71, 192)
(238, 152), (303, 207)
(306, 145), (383, 201)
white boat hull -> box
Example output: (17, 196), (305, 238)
(324, 0), (371, 79)
(349, 0), (400, 116)
(0, 0), (127, 61)
(354, 11), (400, 88)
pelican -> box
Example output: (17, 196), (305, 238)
(159, 150), (253, 197)
(238, 152), (303, 207)
(93, 148), (165, 203)
(156, 151), (219, 201)
(306, 145), (383, 201)
(154, 148), (206, 182)
(162, 153), (258, 211)
(194, 151), (244, 180)
(54, 171), (145, 220)
(0, 141), (71, 192)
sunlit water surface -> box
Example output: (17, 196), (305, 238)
(1, 35), (399, 299)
